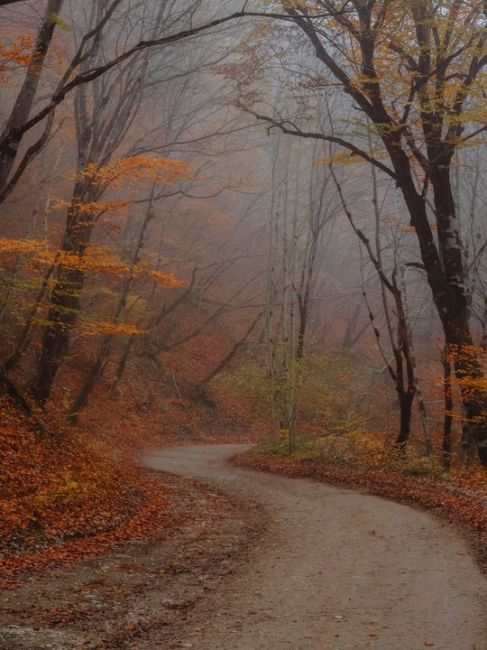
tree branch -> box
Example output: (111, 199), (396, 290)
(241, 104), (397, 180)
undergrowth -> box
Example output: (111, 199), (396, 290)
(253, 432), (487, 493)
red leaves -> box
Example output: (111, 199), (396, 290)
(0, 467), (170, 587)
(0, 396), (173, 587)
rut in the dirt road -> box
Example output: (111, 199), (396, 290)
(142, 444), (487, 650)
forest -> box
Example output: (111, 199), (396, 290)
(0, 1), (486, 648)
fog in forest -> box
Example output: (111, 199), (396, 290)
(1, 2), (487, 646)
(1, 0), (487, 567)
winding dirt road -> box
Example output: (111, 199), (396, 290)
(142, 444), (487, 650)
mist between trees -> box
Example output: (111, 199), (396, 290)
(1, 0), (487, 469)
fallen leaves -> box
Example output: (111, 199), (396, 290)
(0, 397), (173, 588)
(0, 468), (171, 588)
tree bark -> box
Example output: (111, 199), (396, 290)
(397, 390), (415, 449)
(0, 0), (64, 195)
(32, 180), (95, 402)
(257, 3), (487, 463)
(443, 346), (454, 469)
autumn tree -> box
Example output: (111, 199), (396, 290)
(30, 0), (230, 402)
(243, 0), (487, 464)
(0, 0), (64, 199)
(0, 0), (270, 206)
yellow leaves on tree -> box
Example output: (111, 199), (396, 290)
(315, 152), (367, 166)
(53, 199), (135, 215)
(314, 1), (487, 139)
(0, 238), (186, 287)
(0, 237), (45, 257)
(78, 155), (190, 188)
(48, 156), (190, 221)
(0, 239), (126, 277)
(442, 344), (487, 415)
(80, 322), (145, 337)
(142, 267), (186, 288)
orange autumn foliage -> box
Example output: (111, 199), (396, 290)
(53, 199), (135, 214)
(0, 470), (169, 589)
(0, 391), (175, 587)
(77, 155), (190, 188)
(0, 35), (32, 81)
(0, 397), (136, 555)
(0, 239), (185, 286)
(80, 321), (145, 337)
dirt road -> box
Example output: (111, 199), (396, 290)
(142, 444), (487, 650)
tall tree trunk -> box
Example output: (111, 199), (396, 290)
(397, 390), (415, 449)
(480, 297), (487, 353)
(388, 148), (487, 464)
(68, 338), (110, 422)
(32, 181), (95, 402)
(112, 334), (136, 391)
(432, 167), (487, 464)
(32, 265), (87, 402)
(296, 300), (308, 360)
(68, 191), (156, 419)
(0, 0), (64, 196)
(443, 346), (453, 470)
(279, 0), (487, 463)
(5, 261), (57, 371)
